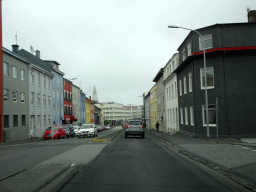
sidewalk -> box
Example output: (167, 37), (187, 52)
(0, 137), (44, 147)
(146, 129), (256, 191)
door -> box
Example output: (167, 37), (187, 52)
(30, 115), (35, 138)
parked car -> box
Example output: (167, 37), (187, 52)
(77, 124), (98, 138)
(96, 125), (102, 132)
(62, 124), (75, 138)
(43, 125), (66, 140)
(104, 125), (110, 130)
(73, 126), (80, 136)
(125, 120), (144, 138)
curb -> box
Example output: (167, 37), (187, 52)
(147, 133), (256, 192)
(38, 166), (78, 192)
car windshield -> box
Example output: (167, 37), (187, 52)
(46, 127), (51, 131)
(81, 125), (93, 128)
(128, 121), (141, 125)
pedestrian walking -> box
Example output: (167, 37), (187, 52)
(156, 121), (160, 132)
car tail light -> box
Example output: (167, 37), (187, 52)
(126, 125), (130, 128)
(140, 125), (144, 128)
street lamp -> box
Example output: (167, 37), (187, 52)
(168, 25), (210, 140)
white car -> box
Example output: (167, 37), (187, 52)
(77, 124), (98, 138)
(73, 126), (80, 136)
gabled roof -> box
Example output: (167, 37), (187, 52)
(153, 68), (164, 82)
(19, 49), (52, 73)
(3, 47), (30, 64)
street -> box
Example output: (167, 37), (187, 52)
(60, 133), (242, 192)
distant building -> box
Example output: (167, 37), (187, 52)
(72, 84), (80, 125)
(80, 91), (86, 125)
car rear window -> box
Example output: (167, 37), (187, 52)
(128, 121), (141, 125)
(82, 124), (93, 128)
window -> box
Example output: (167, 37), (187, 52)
(48, 96), (51, 107)
(22, 115), (26, 126)
(190, 106), (194, 126)
(21, 70), (25, 81)
(70, 93), (72, 101)
(13, 91), (17, 102)
(67, 91), (69, 100)
(53, 89), (55, 98)
(12, 66), (17, 78)
(13, 115), (18, 127)
(172, 61), (175, 72)
(184, 76), (187, 94)
(31, 71), (34, 84)
(199, 34), (212, 50)
(189, 73), (192, 92)
(185, 107), (188, 125)
(53, 105), (56, 115)
(38, 115), (41, 128)
(48, 77), (50, 89)
(44, 115), (46, 126)
(21, 92), (25, 103)
(48, 116), (51, 126)
(57, 106), (60, 115)
(172, 85), (174, 99)
(188, 43), (191, 56)
(57, 90), (59, 99)
(175, 82), (177, 98)
(4, 89), (8, 101)
(37, 93), (41, 105)
(179, 79), (182, 96)
(3, 62), (8, 75)
(57, 75), (59, 83)
(43, 76), (46, 88)
(37, 72), (40, 86)
(180, 108), (183, 124)
(200, 67), (214, 89)
(169, 87), (171, 100)
(166, 88), (168, 101)
(31, 92), (34, 105)
(64, 90), (66, 100)
(202, 105), (216, 125)
(61, 106), (63, 115)
(43, 95), (46, 107)
(182, 49), (186, 61)
(4, 115), (9, 128)
(173, 108), (175, 123)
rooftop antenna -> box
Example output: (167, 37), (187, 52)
(30, 45), (34, 54)
(79, 80), (82, 89)
(14, 31), (17, 45)
(246, 6), (251, 13)
(88, 86), (92, 97)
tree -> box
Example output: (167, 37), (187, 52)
(104, 120), (109, 126)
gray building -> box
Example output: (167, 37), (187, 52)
(19, 48), (53, 138)
(144, 91), (151, 129)
(153, 68), (166, 132)
(3, 46), (30, 141)
(175, 22), (256, 138)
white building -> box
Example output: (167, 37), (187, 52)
(163, 53), (179, 133)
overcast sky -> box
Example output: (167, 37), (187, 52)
(2, 0), (255, 105)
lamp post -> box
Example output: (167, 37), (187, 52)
(168, 25), (210, 140)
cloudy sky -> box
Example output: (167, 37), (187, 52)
(2, 0), (254, 105)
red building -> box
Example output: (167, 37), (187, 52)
(0, 0), (3, 142)
(63, 78), (76, 124)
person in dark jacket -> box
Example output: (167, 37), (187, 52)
(156, 121), (160, 132)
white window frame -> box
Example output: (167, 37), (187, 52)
(189, 73), (192, 92)
(188, 43), (191, 56)
(182, 49), (186, 61)
(199, 34), (212, 50)
(43, 95), (46, 107)
(185, 107), (188, 125)
(184, 76), (187, 94)
(180, 108), (183, 124)
(179, 80), (182, 96)
(202, 104), (216, 126)
(21, 92), (25, 103)
(13, 91), (17, 102)
(172, 85), (174, 99)
(12, 66), (17, 78)
(53, 89), (55, 98)
(31, 92), (34, 105)
(173, 108), (175, 123)
(3, 62), (8, 75)
(48, 96), (51, 107)
(21, 70), (25, 81)
(43, 76), (46, 88)
(31, 71), (34, 84)
(200, 67), (214, 89)
(37, 93), (41, 106)
(190, 106), (194, 126)
(3, 89), (8, 101)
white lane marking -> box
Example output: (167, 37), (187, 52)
(242, 147), (252, 150)
(71, 164), (75, 167)
(253, 150), (256, 152)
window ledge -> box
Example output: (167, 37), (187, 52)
(200, 87), (215, 90)
(203, 124), (216, 127)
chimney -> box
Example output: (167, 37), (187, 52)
(12, 44), (19, 54)
(248, 10), (256, 23)
(89, 96), (91, 100)
(35, 50), (40, 58)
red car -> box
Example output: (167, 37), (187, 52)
(43, 125), (66, 140)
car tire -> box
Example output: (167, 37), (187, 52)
(125, 134), (127, 138)
(141, 134), (144, 139)
(58, 135), (60, 140)
(79, 137), (81, 139)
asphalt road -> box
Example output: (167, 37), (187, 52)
(0, 128), (115, 179)
(60, 134), (243, 192)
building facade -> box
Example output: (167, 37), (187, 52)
(63, 78), (76, 124)
(3, 46), (30, 141)
(19, 48), (53, 138)
(163, 53), (179, 133)
(72, 84), (80, 125)
(175, 22), (256, 138)
(144, 92), (151, 129)
(150, 84), (157, 129)
(80, 91), (86, 125)
(44, 60), (64, 126)
(86, 97), (92, 124)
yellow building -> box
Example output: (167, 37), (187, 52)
(150, 84), (157, 129)
(86, 97), (92, 124)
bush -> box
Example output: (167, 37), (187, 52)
(104, 120), (109, 126)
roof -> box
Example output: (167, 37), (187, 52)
(163, 53), (179, 69)
(3, 47), (30, 64)
(44, 60), (60, 65)
(153, 68), (164, 82)
(19, 49), (52, 73)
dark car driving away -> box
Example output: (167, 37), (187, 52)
(125, 120), (144, 138)
(62, 124), (75, 138)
